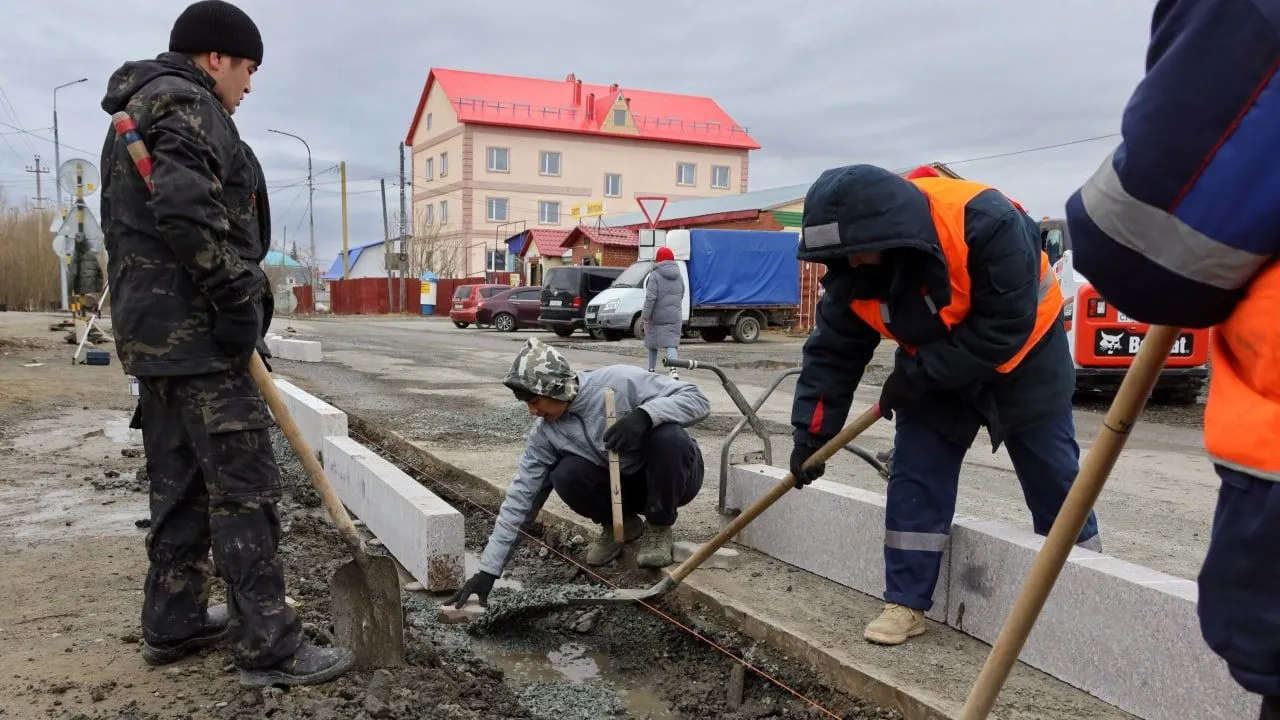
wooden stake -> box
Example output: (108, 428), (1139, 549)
(604, 389), (624, 542)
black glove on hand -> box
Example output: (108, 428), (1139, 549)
(446, 571), (497, 608)
(878, 366), (923, 421)
(212, 297), (260, 358)
(790, 443), (826, 489)
(603, 409), (653, 453)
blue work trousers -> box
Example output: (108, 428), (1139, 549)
(884, 405), (1101, 611)
(647, 346), (678, 372)
(1198, 467), (1280, 698)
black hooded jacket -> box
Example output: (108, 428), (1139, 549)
(99, 52), (271, 377)
(791, 165), (1074, 450)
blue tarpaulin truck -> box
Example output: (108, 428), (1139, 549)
(585, 228), (801, 344)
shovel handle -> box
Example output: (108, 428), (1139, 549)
(960, 324), (1180, 719)
(248, 351), (363, 552)
(604, 389), (625, 543)
(668, 403), (883, 585)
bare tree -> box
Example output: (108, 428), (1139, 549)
(407, 206), (463, 278)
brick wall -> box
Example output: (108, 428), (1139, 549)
(570, 239), (637, 267)
(696, 212), (783, 232)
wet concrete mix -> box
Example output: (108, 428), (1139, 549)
(66, 426), (901, 719)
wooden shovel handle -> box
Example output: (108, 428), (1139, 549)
(604, 389), (624, 542)
(960, 324), (1181, 719)
(668, 403), (883, 584)
(248, 351), (363, 551)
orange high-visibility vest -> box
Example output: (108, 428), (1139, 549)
(1204, 260), (1280, 480)
(849, 177), (1063, 374)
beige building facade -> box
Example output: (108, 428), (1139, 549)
(405, 69), (760, 277)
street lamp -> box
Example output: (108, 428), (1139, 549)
(53, 78), (88, 215)
(267, 128), (315, 286)
(53, 77), (88, 311)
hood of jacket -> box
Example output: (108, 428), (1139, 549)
(101, 52), (216, 115)
(653, 260), (682, 281)
(800, 164), (950, 303)
(503, 337), (579, 402)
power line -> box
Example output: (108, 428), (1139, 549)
(940, 132), (1121, 167)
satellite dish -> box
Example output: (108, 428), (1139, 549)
(58, 158), (100, 197)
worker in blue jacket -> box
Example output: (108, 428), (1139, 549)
(1066, 1), (1280, 716)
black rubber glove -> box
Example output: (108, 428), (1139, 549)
(603, 409), (653, 454)
(790, 443), (826, 489)
(212, 297), (261, 358)
(255, 337), (273, 372)
(447, 571), (498, 608)
(128, 401), (144, 430)
(878, 366), (923, 421)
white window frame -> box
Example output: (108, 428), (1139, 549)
(604, 173), (621, 198)
(423, 157), (433, 181)
(487, 146), (509, 173)
(426, 113), (432, 131)
(711, 165), (731, 190)
(439, 200), (448, 225)
(612, 108), (627, 126)
(539, 200), (561, 225)
(486, 197), (509, 222)
(539, 151), (562, 177)
(677, 162), (696, 187)
(440, 152), (449, 177)
(486, 248), (507, 273)
(423, 204), (434, 225)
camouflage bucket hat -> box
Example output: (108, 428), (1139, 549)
(504, 337), (579, 403)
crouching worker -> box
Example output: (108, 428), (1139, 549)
(789, 164), (1101, 646)
(448, 337), (710, 608)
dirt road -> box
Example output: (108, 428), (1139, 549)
(0, 311), (899, 719)
(272, 314), (1218, 582)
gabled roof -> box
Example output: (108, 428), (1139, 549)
(323, 240), (384, 280)
(405, 68), (760, 151)
(263, 250), (302, 268)
(604, 183), (812, 229)
(511, 229), (572, 258)
(560, 225), (640, 249)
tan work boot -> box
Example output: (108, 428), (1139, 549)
(635, 524), (674, 568)
(863, 603), (926, 645)
(585, 515), (645, 565)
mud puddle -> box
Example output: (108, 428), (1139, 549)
(468, 638), (677, 719)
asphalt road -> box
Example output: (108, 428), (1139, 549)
(269, 315), (1218, 582)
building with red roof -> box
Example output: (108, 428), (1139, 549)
(405, 68), (760, 277)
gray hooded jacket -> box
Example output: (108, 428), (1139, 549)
(480, 338), (711, 576)
(641, 260), (685, 350)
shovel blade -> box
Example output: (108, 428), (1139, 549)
(564, 584), (665, 607)
(331, 554), (406, 668)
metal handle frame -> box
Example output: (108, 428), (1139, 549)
(664, 356), (890, 514)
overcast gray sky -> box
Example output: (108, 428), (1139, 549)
(0, 0), (1157, 268)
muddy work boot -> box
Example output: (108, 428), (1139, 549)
(635, 524), (675, 568)
(239, 643), (356, 688)
(141, 603), (230, 666)
(585, 515), (645, 565)
(863, 603), (926, 645)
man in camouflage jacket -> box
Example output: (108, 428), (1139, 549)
(98, 0), (351, 687)
(447, 337), (711, 609)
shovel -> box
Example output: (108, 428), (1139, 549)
(959, 325), (1181, 719)
(248, 351), (406, 668)
(567, 403), (884, 607)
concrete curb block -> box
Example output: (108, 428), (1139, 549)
(273, 338), (322, 362)
(272, 379), (348, 456)
(322, 435), (465, 592)
(724, 464), (949, 622)
(726, 464), (1259, 720)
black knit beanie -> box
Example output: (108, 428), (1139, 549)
(169, 0), (263, 66)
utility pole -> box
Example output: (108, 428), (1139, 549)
(381, 179), (394, 313)
(267, 129), (315, 285)
(398, 142), (407, 314)
(340, 161), (349, 279)
(25, 155), (49, 210)
(53, 78), (89, 215)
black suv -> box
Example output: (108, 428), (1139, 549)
(538, 265), (624, 337)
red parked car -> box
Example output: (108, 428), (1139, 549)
(449, 284), (508, 328)
(475, 285), (543, 332)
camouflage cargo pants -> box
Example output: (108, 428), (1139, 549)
(137, 367), (301, 669)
